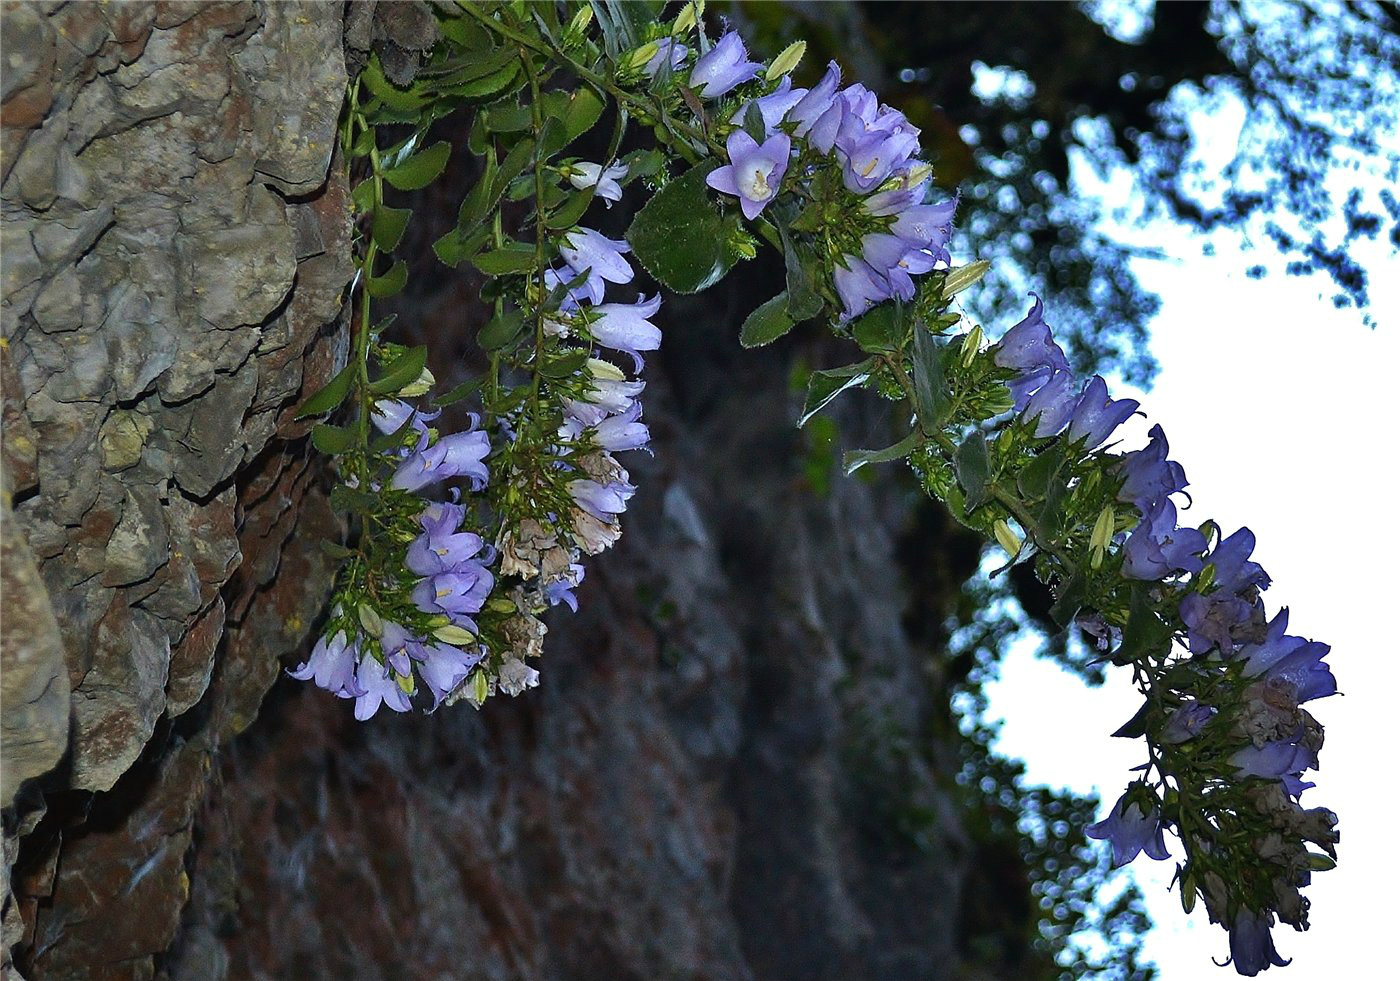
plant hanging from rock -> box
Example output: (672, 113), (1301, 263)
(295, 3), (1338, 974)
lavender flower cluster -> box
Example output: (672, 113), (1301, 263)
(291, 407), (493, 719)
(651, 31), (957, 322)
(993, 299), (1339, 976)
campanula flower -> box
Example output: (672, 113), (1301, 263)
(1230, 739), (1316, 780)
(1066, 375), (1139, 449)
(993, 295), (1070, 375)
(688, 31), (761, 98)
(412, 567), (494, 619)
(1115, 424), (1187, 508)
(788, 60), (841, 136)
(288, 629), (361, 696)
(406, 504), (486, 576)
(643, 38), (688, 77)
(1086, 790), (1171, 867)
(353, 655), (412, 721)
(568, 476), (635, 521)
(730, 76), (807, 135)
(1208, 527), (1271, 593)
(833, 255), (893, 320)
(1021, 369), (1078, 437)
(592, 401), (650, 453)
(567, 161), (628, 206)
(1229, 910), (1290, 976)
(706, 130), (791, 219)
(559, 227), (634, 299)
(1121, 499), (1207, 580)
(587, 294), (662, 353)
(391, 428), (490, 492)
(415, 642), (481, 709)
(1161, 699), (1216, 744)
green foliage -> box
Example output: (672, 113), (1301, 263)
(739, 291), (797, 347)
(626, 160), (745, 293)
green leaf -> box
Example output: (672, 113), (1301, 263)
(1117, 585), (1173, 663)
(742, 101), (766, 144)
(1048, 571), (1087, 627)
(1037, 474), (1070, 539)
(294, 362), (355, 419)
(362, 54), (427, 111)
(433, 224), (491, 268)
(442, 59), (520, 101)
(778, 222), (824, 321)
(546, 186), (597, 230)
(560, 86), (606, 149)
(367, 260), (407, 298)
(851, 303), (904, 353)
(626, 160), (741, 294)
(1017, 444), (1065, 499)
(477, 309), (526, 350)
(471, 244), (538, 275)
(434, 378), (482, 407)
(955, 431), (991, 511)
(538, 349), (590, 379)
(944, 259), (991, 298)
(372, 205), (410, 253)
(382, 141), (451, 191)
(351, 178), (376, 216)
(441, 44), (517, 84)
(912, 327), (951, 430)
(310, 422), (355, 454)
(843, 430), (921, 475)
(482, 102), (532, 132)
(368, 345), (428, 394)
(330, 484), (381, 515)
(739, 292), (797, 348)
(320, 539), (356, 560)
(799, 359), (874, 427)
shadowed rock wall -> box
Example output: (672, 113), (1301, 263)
(2, 1), (349, 977)
(2, 4), (1005, 980)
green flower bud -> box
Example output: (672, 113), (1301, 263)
(433, 624), (476, 645)
(993, 519), (1022, 557)
(487, 596), (517, 614)
(672, 0), (703, 35)
(588, 357), (626, 382)
(470, 670), (490, 707)
(623, 40), (660, 72)
(567, 5), (594, 36)
(765, 40), (806, 82)
(357, 603), (382, 635)
(960, 325), (984, 367)
(395, 671), (416, 695)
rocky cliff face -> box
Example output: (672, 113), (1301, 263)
(2, 5), (1002, 980)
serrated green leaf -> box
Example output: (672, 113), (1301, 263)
(351, 178), (376, 215)
(851, 303), (904, 353)
(560, 86), (606, 148)
(1117, 585), (1172, 663)
(798, 359), (875, 427)
(471, 244), (538, 275)
(320, 539), (357, 559)
(433, 224), (491, 268)
(330, 484), (381, 515)
(367, 259), (407, 298)
(295, 362), (355, 419)
(311, 422), (355, 454)
(955, 431), (991, 511)
(434, 378), (482, 407)
(368, 346), (428, 395)
(363, 54), (427, 111)
(742, 101), (766, 143)
(739, 292), (796, 348)
(372, 205), (411, 253)
(1049, 571), (1087, 627)
(912, 327), (951, 430)
(478, 309), (526, 350)
(1017, 444), (1065, 499)
(382, 141), (451, 191)
(626, 161), (740, 294)
(843, 430), (921, 475)
(546, 186), (597, 230)
(482, 102), (532, 132)
(777, 221), (823, 321)
(538, 349), (590, 378)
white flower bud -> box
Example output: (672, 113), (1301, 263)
(398, 366), (435, 397)
(993, 519), (1022, 558)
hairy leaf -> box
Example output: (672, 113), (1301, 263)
(739, 292), (797, 348)
(626, 161), (740, 293)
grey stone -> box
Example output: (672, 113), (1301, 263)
(69, 604), (171, 793)
(30, 266), (82, 333)
(102, 484), (169, 587)
(0, 3), (52, 101)
(0, 486), (70, 807)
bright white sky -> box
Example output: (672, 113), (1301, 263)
(981, 87), (1399, 978)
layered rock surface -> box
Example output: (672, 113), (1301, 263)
(2, 5), (1003, 979)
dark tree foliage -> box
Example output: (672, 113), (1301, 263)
(732, 0), (1400, 383)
